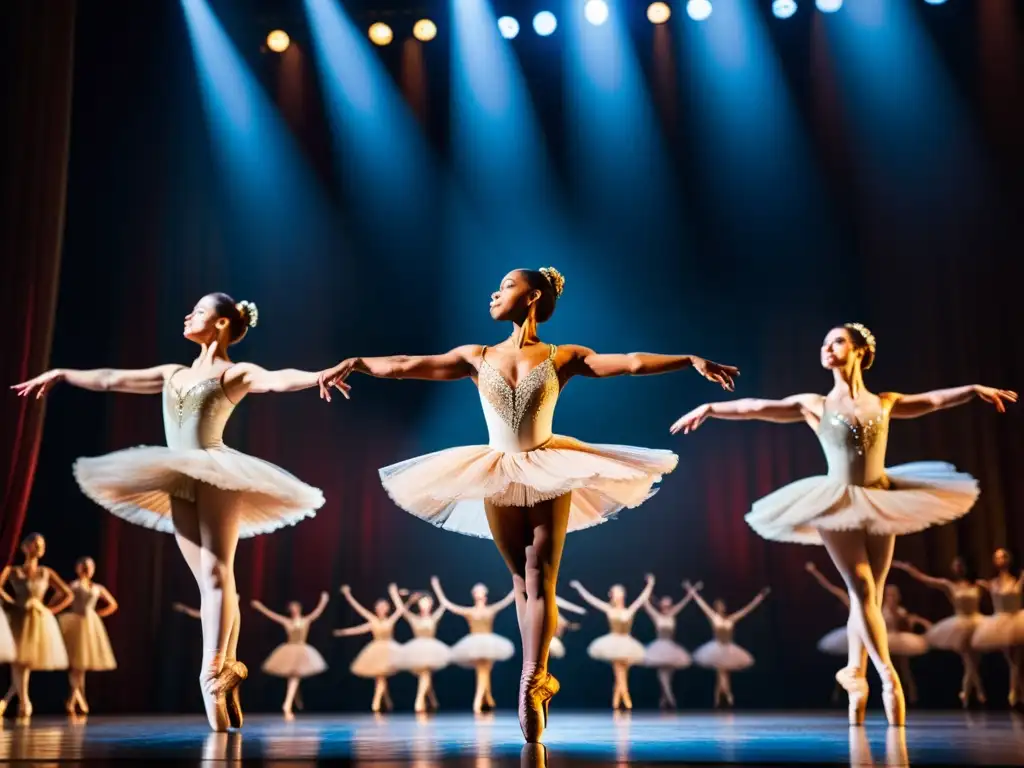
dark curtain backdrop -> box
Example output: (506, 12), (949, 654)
(10, 0), (1024, 714)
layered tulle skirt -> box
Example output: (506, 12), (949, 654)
(395, 638), (452, 672)
(0, 611), (16, 664)
(379, 436), (678, 538)
(745, 462), (979, 544)
(643, 639), (692, 669)
(262, 642), (328, 678)
(58, 611), (116, 671)
(587, 633), (646, 665)
(7, 603), (68, 670)
(549, 637), (566, 659)
(450, 633), (515, 667)
(971, 613), (1024, 651)
(926, 614), (982, 651)
(350, 640), (403, 679)
(887, 632), (929, 657)
(817, 627), (849, 656)
(693, 641), (754, 671)
(73, 445), (324, 538)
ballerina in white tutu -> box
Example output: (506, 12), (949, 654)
(642, 582), (700, 710)
(549, 597), (587, 661)
(570, 575), (655, 710)
(881, 585), (931, 704)
(252, 592), (330, 720)
(892, 558), (985, 707)
(334, 583), (418, 713)
(318, 266), (738, 741)
(686, 581), (769, 708)
(672, 322), (1016, 725)
(431, 576), (516, 714)
(0, 533), (73, 718)
(58, 557), (118, 715)
(395, 593), (451, 713)
(13, 293), (341, 731)
(972, 548), (1024, 706)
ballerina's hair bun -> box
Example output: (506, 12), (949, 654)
(236, 300), (259, 329)
(843, 322), (876, 369)
(539, 266), (566, 298)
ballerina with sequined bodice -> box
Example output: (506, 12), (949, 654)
(972, 554), (1024, 706)
(253, 593), (329, 720)
(393, 595), (451, 713)
(642, 589), (698, 709)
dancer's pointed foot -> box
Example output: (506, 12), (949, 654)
(881, 670), (906, 727)
(200, 667), (232, 732)
(518, 665), (547, 743)
(223, 660), (247, 729)
(836, 667), (869, 726)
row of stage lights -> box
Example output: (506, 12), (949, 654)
(264, 0), (954, 50)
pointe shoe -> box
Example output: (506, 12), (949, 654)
(66, 697), (77, 716)
(223, 660), (247, 729)
(283, 708), (295, 721)
(835, 667), (869, 726)
(518, 669), (547, 743)
(539, 672), (560, 727)
(16, 701), (32, 720)
(881, 672), (906, 727)
(200, 668), (233, 732)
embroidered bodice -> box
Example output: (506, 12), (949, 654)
(10, 568), (51, 612)
(466, 610), (495, 634)
(407, 613), (439, 639)
(652, 612), (677, 640)
(285, 618), (310, 644)
(163, 368), (236, 450)
(477, 345), (559, 453)
(989, 579), (1023, 614)
(68, 581), (101, 615)
(950, 584), (982, 616)
(816, 398), (892, 487)
(607, 608), (635, 635)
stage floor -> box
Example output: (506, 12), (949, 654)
(1, 711), (1023, 765)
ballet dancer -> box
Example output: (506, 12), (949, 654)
(395, 592), (451, 713)
(892, 558), (985, 706)
(431, 576), (516, 714)
(318, 266), (738, 740)
(672, 322), (1015, 725)
(58, 557), (118, 715)
(643, 582), (700, 710)
(881, 585), (930, 704)
(335, 583), (418, 713)
(251, 592), (330, 720)
(570, 575), (655, 710)
(686, 581), (769, 708)
(549, 597), (587, 661)
(0, 533), (73, 718)
(14, 293), (341, 731)
(972, 548), (1024, 706)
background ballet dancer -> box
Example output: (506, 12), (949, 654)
(805, 562), (851, 702)
(251, 592), (330, 720)
(893, 558), (985, 706)
(642, 582), (700, 710)
(13, 293), (343, 731)
(549, 597), (587, 661)
(972, 548), (1024, 706)
(672, 322), (1015, 725)
(881, 585), (931, 704)
(570, 575), (655, 710)
(318, 266), (738, 742)
(431, 576), (516, 714)
(686, 581), (769, 708)
(0, 533), (72, 718)
(58, 557), (118, 715)
(395, 592), (451, 713)
(335, 583), (418, 713)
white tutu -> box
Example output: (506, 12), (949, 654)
(73, 446), (324, 539)
(395, 637), (452, 672)
(7, 603), (68, 670)
(0, 611), (16, 663)
(816, 627), (849, 656)
(693, 641), (754, 671)
(262, 642), (327, 678)
(746, 462), (979, 544)
(643, 639), (692, 669)
(887, 632), (929, 657)
(587, 633), (646, 665)
(58, 612), (116, 671)
(450, 633), (515, 667)
(350, 639), (403, 679)
(971, 614), (1024, 651)
(925, 615), (982, 651)
(549, 636), (566, 659)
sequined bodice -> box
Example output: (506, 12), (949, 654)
(285, 618), (310, 644)
(608, 609), (634, 635)
(951, 585), (982, 616)
(654, 613), (676, 640)
(370, 621), (394, 642)
(477, 346), (560, 453)
(163, 369), (236, 450)
(712, 616), (735, 644)
(991, 582), (1023, 614)
(10, 568), (49, 609)
(69, 582), (100, 615)
(816, 400), (891, 486)
(407, 614), (438, 639)
(467, 611), (495, 634)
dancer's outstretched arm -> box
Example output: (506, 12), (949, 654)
(887, 386), (1016, 419)
(224, 363), (350, 403)
(555, 596), (587, 616)
(45, 568), (75, 614)
(891, 561), (955, 597)
(430, 577), (472, 617)
(13, 364), (183, 397)
(627, 575), (656, 616)
(683, 581), (718, 622)
(568, 580), (612, 614)
(560, 346), (738, 391)
(806, 562), (852, 607)
(671, 394), (823, 435)
(386, 585), (421, 625)
(95, 584), (119, 618)
(319, 346), (482, 396)
(334, 622), (372, 638)
(729, 588), (771, 623)
(491, 589), (517, 615)
(304, 592), (330, 624)
(173, 602), (202, 619)
(666, 581), (703, 617)
(251, 600), (290, 626)
(340, 585), (378, 623)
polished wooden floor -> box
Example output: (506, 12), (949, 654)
(1, 711), (1023, 765)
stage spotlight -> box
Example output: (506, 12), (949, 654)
(923, 0), (948, 4)
(815, 0), (843, 12)
(533, 11), (557, 36)
(368, 22), (393, 46)
(266, 29), (290, 53)
(647, 2), (671, 24)
(413, 19), (437, 42)
(686, 0), (713, 22)
(584, 0), (609, 26)
(498, 16), (520, 39)
(772, 0), (798, 18)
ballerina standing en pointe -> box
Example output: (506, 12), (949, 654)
(14, 294), (340, 731)
(548, 597), (587, 661)
(431, 576), (516, 714)
(892, 558), (985, 707)
(571, 575), (655, 710)
(58, 557), (118, 715)
(972, 548), (1024, 706)
(395, 593), (451, 713)
(0, 533), (73, 718)
(318, 266), (738, 741)
(335, 583), (417, 713)
(252, 592), (330, 720)
(687, 582), (768, 708)
(642, 582), (700, 710)
(672, 322), (1016, 725)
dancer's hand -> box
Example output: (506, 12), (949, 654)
(691, 358), (738, 392)
(320, 591), (330, 602)
(760, 587), (772, 598)
(11, 369), (64, 399)
(804, 562), (818, 573)
(569, 580), (582, 591)
(645, 573), (655, 586)
(682, 580), (696, 593)
(340, 584), (351, 594)
(976, 386), (1017, 413)
(670, 403), (711, 435)
(318, 358), (359, 401)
